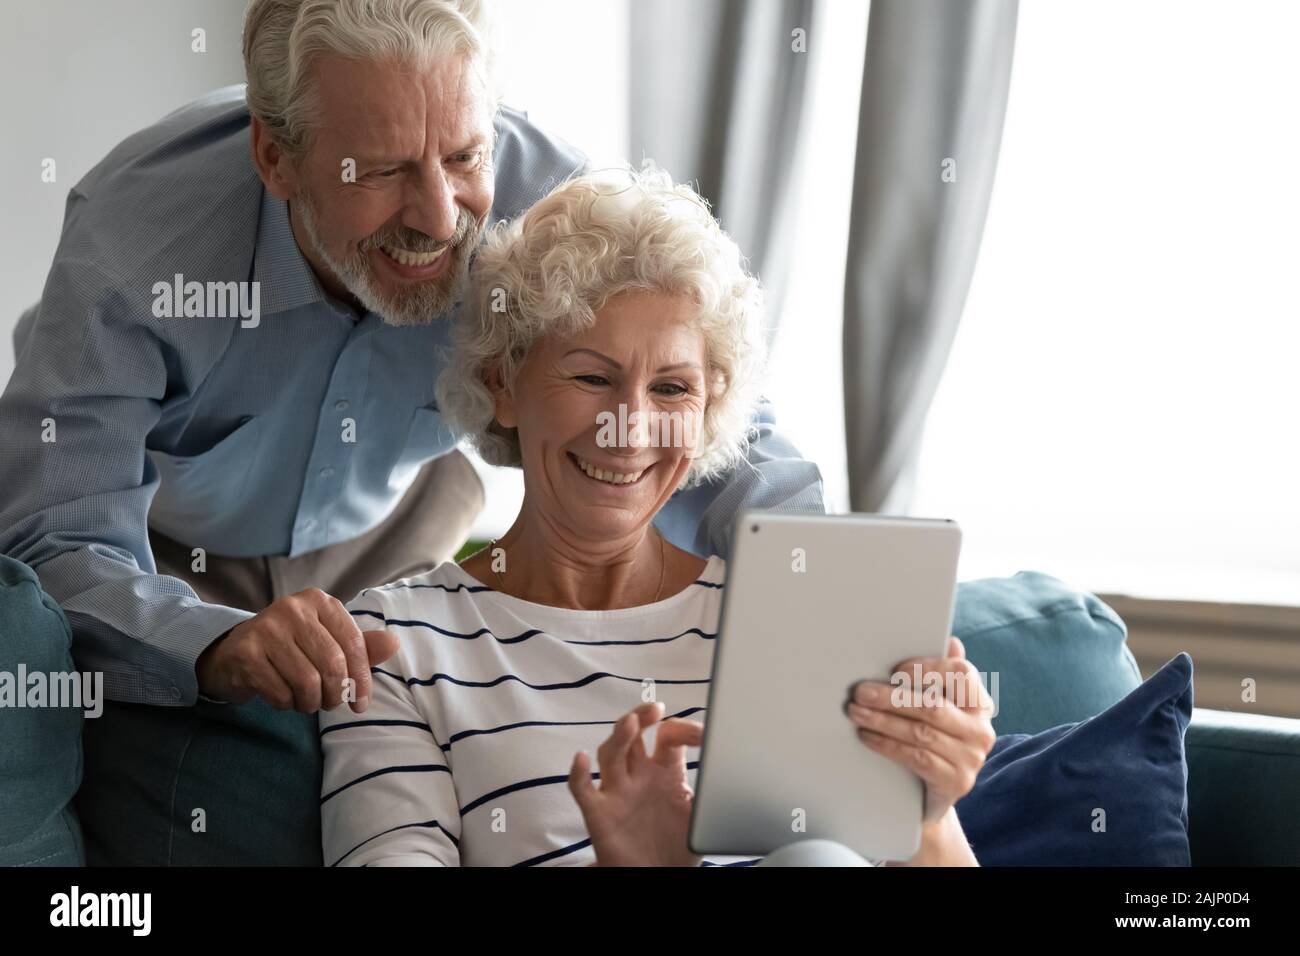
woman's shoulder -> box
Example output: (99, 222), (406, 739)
(692, 554), (727, 590)
(348, 561), (485, 609)
(344, 562), (497, 674)
(344, 561), (496, 644)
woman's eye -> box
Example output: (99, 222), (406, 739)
(653, 382), (688, 396)
(371, 168), (400, 179)
(576, 375), (610, 386)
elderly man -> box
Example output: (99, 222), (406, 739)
(0, 0), (823, 865)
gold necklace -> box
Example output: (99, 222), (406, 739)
(486, 534), (668, 603)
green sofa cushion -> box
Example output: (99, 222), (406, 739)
(953, 571), (1143, 735)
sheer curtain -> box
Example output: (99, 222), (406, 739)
(628, 0), (816, 340)
(842, 0), (1020, 514)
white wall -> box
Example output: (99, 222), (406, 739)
(0, 0), (247, 389)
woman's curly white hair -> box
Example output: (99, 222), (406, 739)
(436, 163), (768, 487)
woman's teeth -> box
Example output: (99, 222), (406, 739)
(381, 244), (447, 267)
(574, 454), (644, 485)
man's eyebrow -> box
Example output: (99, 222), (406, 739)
(354, 154), (410, 167)
(448, 136), (491, 156)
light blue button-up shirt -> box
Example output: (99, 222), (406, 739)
(0, 86), (826, 707)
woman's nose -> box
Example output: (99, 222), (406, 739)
(614, 387), (652, 451)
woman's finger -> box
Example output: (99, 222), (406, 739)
(651, 718), (704, 767)
(626, 701), (663, 775)
(568, 750), (598, 809)
(847, 701), (988, 772)
(854, 684), (996, 756)
(595, 712), (640, 788)
(857, 726), (972, 799)
(863, 657), (989, 713)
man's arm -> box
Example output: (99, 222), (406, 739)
(654, 397), (827, 559)
(0, 257), (252, 706)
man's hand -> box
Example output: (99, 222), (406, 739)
(568, 702), (704, 867)
(196, 588), (400, 714)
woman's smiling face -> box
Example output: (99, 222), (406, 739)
(494, 289), (709, 545)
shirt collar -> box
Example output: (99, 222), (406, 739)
(252, 188), (331, 315)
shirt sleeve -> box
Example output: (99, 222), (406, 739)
(654, 397), (827, 559)
(318, 592), (463, 867)
(0, 256), (252, 706)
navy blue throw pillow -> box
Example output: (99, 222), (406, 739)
(956, 653), (1193, 866)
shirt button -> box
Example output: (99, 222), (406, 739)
(334, 399), (350, 411)
(319, 466), (335, 478)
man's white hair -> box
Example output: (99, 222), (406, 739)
(436, 164), (769, 488)
(243, 0), (495, 154)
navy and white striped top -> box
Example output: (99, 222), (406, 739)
(318, 555), (761, 867)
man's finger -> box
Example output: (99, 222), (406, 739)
(315, 596), (373, 710)
(295, 621), (350, 711)
(363, 628), (400, 666)
(245, 651), (294, 710)
(264, 636), (323, 713)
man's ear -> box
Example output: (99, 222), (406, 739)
(486, 363), (517, 428)
(250, 115), (299, 201)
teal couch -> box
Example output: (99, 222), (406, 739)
(2, 555), (1297, 866)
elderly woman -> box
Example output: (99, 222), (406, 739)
(318, 167), (996, 867)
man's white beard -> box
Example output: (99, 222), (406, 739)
(295, 188), (482, 327)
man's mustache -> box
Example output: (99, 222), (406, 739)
(360, 210), (477, 256)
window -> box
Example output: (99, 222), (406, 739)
(909, 0), (1300, 606)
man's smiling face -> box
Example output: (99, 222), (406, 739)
(276, 52), (496, 325)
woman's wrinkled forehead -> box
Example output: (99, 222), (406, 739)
(533, 291), (708, 367)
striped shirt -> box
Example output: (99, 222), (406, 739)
(318, 555), (764, 867)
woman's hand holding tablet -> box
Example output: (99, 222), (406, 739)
(846, 634), (997, 865)
(690, 513), (983, 863)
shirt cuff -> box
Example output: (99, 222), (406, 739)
(156, 601), (256, 706)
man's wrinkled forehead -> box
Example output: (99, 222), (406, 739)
(307, 52), (495, 158)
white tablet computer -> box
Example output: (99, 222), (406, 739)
(688, 512), (962, 862)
